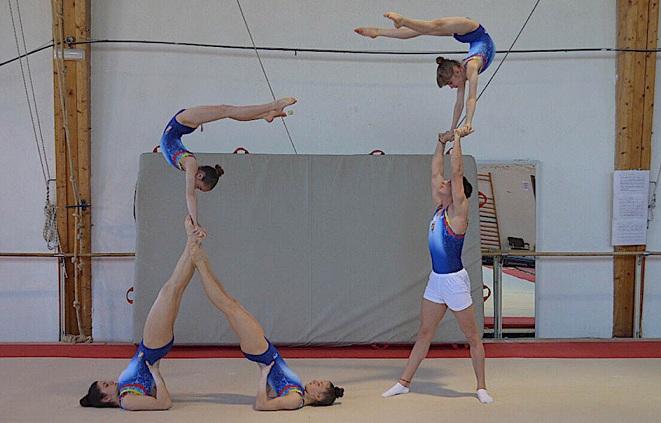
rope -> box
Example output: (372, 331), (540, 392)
(43, 186), (60, 251)
(457, 0), (543, 128)
(235, 0), (298, 154)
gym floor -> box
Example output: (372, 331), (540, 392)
(3, 349), (660, 422)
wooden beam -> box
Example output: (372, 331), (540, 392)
(614, 0), (657, 337)
(53, 0), (92, 340)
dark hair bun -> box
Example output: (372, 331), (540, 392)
(436, 56), (445, 65)
(215, 164), (224, 177)
(334, 386), (344, 398)
(80, 395), (90, 407)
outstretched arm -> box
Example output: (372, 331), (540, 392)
(462, 61), (480, 131)
(431, 136), (448, 206)
(182, 157), (206, 238)
(450, 83), (466, 130)
(450, 130), (470, 210)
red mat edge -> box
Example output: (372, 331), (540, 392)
(484, 317), (535, 329)
(1, 341), (660, 359)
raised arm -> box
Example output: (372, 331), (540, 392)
(450, 130), (469, 209)
(431, 135), (448, 206)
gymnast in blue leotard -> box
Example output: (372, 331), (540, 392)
(159, 98), (297, 238)
(188, 240), (344, 411)
(381, 129), (494, 404)
(80, 217), (198, 411)
(355, 14), (496, 139)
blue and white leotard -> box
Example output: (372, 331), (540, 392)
(453, 24), (495, 74)
(428, 207), (465, 274)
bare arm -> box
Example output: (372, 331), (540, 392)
(463, 61), (480, 129)
(181, 156), (206, 238)
(450, 130), (469, 212)
(431, 138), (447, 206)
(450, 83), (466, 130)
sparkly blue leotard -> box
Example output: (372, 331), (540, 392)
(117, 339), (173, 406)
(453, 24), (496, 74)
(244, 339), (305, 400)
(428, 207), (465, 274)
(159, 109), (196, 171)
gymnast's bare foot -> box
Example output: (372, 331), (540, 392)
(384, 12), (404, 28)
(354, 27), (379, 38)
(265, 97), (297, 122)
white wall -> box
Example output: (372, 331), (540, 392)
(643, 50), (661, 337)
(2, 0), (656, 341)
(0, 0), (58, 341)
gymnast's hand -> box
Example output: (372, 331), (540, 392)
(456, 125), (474, 137)
(438, 130), (453, 144)
(193, 225), (208, 239)
(384, 12), (404, 28)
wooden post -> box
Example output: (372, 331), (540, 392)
(52, 0), (92, 339)
(614, 0), (658, 337)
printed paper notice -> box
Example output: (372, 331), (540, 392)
(612, 170), (649, 246)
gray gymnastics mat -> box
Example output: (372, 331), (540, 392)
(133, 153), (483, 345)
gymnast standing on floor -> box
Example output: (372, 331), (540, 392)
(381, 129), (494, 404)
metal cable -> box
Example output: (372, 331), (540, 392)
(8, 0), (49, 186)
(235, 0), (298, 154)
(458, 0), (543, 128)
(16, 0), (51, 180)
(4, 40), (661, 70)
(9, 0), (60, 251)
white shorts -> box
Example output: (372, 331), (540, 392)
(422, 268), (473, 311)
